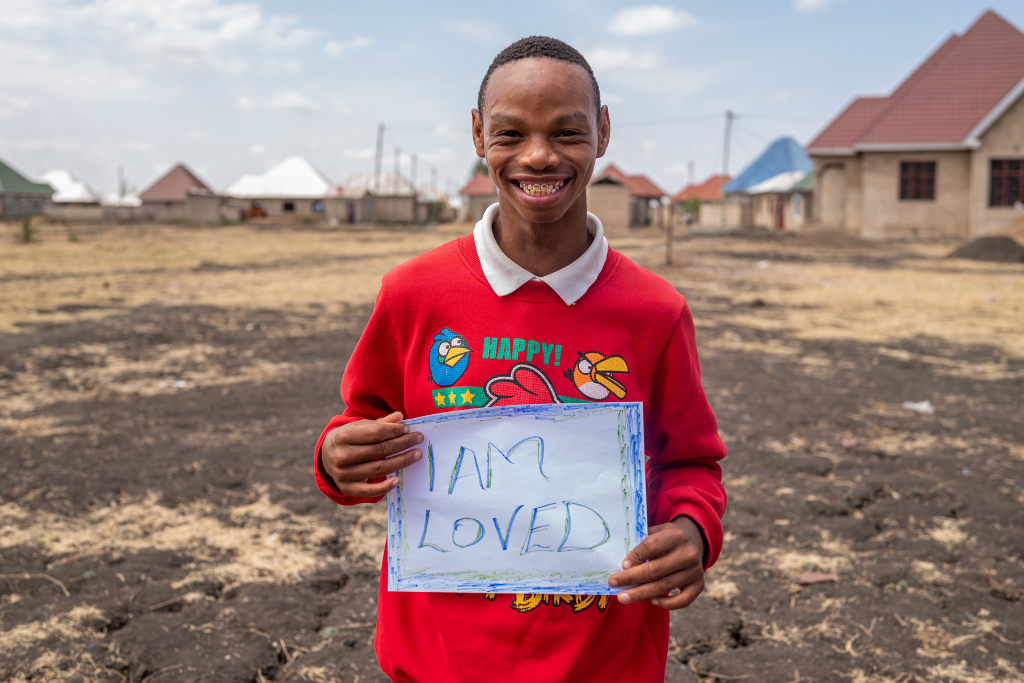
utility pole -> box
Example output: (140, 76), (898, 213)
(394, 147), (400, 178)
(687, 160), (695, 189)
(410, 154), (418, 223)
(373, 122), (384, 224)
(721, 110), (733, 228)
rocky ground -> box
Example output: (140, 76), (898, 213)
(1, 221), (1021, 682)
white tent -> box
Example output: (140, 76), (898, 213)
(340, 172), (415, 198)
(40, 170), (101, 203)
(226, 156), (333, 198)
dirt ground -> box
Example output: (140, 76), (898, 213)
(1, 220), (1021, 683)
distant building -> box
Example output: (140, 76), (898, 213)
(671, 174), (730, 226)
(0, 156), (54, 219)
(138, 163), (224, 222)
(227, 157), (333, 219)
(459, 171), (497, 223)
(807, 10), (1024, 238)
(747, 171), (814, 230)
(716, 137), (814, 228)
(41, 170), (101, 205)
(587, 164), (665, 232)
(338, 172), (421, 223)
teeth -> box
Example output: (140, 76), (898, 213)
(520, 181), (564, 196)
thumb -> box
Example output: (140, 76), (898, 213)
(376, 411), (405, 424)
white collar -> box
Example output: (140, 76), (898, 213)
(473, 203), (609, 305)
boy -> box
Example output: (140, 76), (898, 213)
(315, 36), (727, 682)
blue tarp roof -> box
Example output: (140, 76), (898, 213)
(724, 137), (813, 193)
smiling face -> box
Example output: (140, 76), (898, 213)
(472, 57), (610, 225)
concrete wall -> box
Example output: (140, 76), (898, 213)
(698, 197), (751, 227)
(2, 193), (52, 218)
(970, 92), (1024, 237)
(460, 195), (497, 223)
(586, 183), (630, 234)
(812, 155), (863, 232)
(860, 150), (970, 238)
(753, 192), (813, 230)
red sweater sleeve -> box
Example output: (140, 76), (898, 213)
(645, 303), (728, 569)
(314, 280), (408, 506)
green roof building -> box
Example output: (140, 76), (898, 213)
(1, 156), (54, 219)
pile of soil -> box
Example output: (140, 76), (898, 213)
(948, 235), (1024, 262)
(1002, 215), (1024, 242)
(786, 229), (879, 250)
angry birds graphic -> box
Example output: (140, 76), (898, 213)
(565, 351), (629, 400)
(429, 328), (472, 387)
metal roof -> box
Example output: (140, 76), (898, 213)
(0, 156), (54, 195)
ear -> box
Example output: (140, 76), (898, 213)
(472, 109), (486, 159)
(596, 105), (611, 159)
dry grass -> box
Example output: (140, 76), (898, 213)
(0, 489), (339, 589)
(0, 221), (467, 335)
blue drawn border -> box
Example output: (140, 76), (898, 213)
(386, 402), (647, 594)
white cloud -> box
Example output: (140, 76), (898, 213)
(334, 101), (354, 115)
(587, 47), (658, 71)
(124, 141), (152, 152)
(262, 57), (303, 74)
(271, 91), (320, 113)
(237, 96), (255, 110)
(0, 38), (147, 98)
(0, 96), (29, 122)
(642, 140), (656, 151)
(608, 6), (698, 37)
(418, 148), (454, 163)
(603, 93), (624, 105)
(325, 36), (372, 57)
(0, 0), (320, 89)
(250, 144), (265, 155)
(343, 148), (375, 161)
(793, 0), (847, 11)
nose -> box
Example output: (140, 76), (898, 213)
(519, 135), (559, 170)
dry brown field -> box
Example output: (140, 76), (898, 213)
(1, 219), (1022, 683)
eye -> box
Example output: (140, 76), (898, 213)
(438, 342), (451, 356)
(578, 359), (592, 374)
(495, 129), (523, 138)
(555, 129), (581, 138)
(451, 337), (464, 347)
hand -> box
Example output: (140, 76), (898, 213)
(320, 412), (424, 497)
(608, 516), (705, 610)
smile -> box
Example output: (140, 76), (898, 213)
(513, 179), (568, 197)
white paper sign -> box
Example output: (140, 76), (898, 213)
(386, 402), (647, 594)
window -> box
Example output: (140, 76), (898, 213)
(990, 159), (1023, 206)
(283, 201), (295, 213)
(793, 193), (802, 219)
(900, 161), (935, 200)
(313, 200), (324, 213)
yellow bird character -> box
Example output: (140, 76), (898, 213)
(564, 350), (629, 401)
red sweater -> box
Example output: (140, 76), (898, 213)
(315, 235), (727, 683)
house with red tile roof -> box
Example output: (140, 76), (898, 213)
(587, 163), (665, 232)
(671, 174), (733, 227)
(808, 10), (1024, 238)
(459, 171), (497, 223)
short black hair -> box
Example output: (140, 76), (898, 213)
(477, 36), (601, 119)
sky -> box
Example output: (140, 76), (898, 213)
(1, 0), (1023, 198)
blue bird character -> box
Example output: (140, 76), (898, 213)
(429, 328), (472, 387)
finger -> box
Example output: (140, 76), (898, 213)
(610, 543), (702, 589)
(338, 419), (412, 446)
(340, 447), (423, 482)
(376, 411), (404, 423)
(340, 476), (401, 498)
(650, 578), (705, 610)
(620, 525), (687, 570)
(340, 432), (424, 466)
(615, 566), (701, 605)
